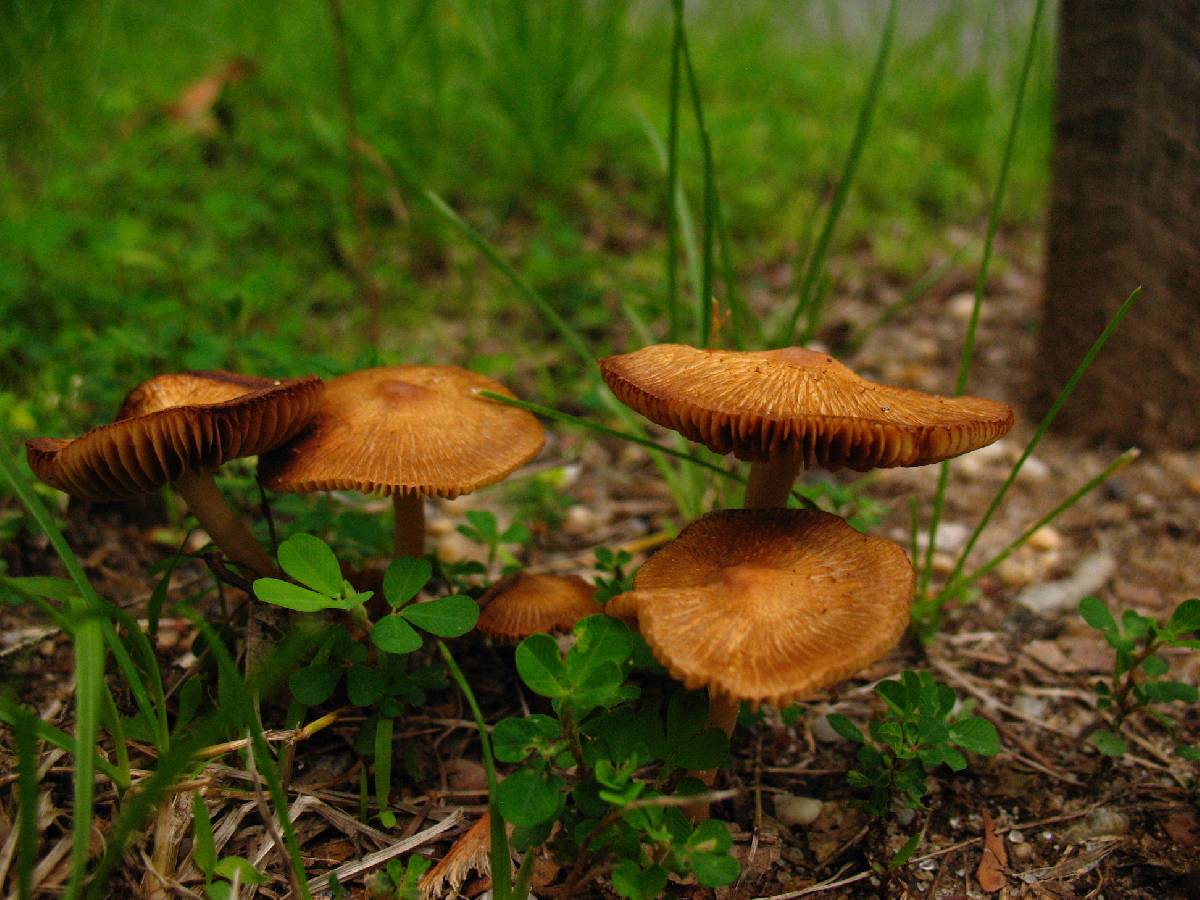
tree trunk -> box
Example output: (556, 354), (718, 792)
(1038, 0), (1200, 448)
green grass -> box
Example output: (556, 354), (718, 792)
(0, 1), (1052, 440)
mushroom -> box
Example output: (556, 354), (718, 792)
(477, 572), (598, 642)
(26, 371), (323, 576)
(259, 366), (545, 559)
(600, 344), (1014, 507)
(607, 508), (913, 810)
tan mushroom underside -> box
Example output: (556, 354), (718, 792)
(260, 365), (545, 499)
(26, 373), (323, 502)
(608, 509), (914, 708)
(600, 344), (1013, 471)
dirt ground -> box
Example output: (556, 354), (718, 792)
(1, 232), (1198, 898)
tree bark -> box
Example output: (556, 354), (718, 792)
(1038, 0), (1200, 447)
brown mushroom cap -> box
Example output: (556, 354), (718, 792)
(259, 365), (545, 499)
(599, 344), (1014, 471)
(606, 509), (914, 707)
(26, 372), (323, 502)
(477, 572), (598, 641)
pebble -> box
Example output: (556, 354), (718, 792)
(1131, 492), (1157, 515)
(914, 522), (969, 553)
(1028, 525), (1062, 551)
(1063, 808), (1129, 843)
(1007, 829), (1026, 844)
(894, 806), (917, 826)
(563, 504), (605, 537)
(1017, 456), (1051, 483)
(1017, 552), (1116, 615)
(947, 292), (978, 322)
(998, 555), (1037, 588)
(775, 795), (824, 827)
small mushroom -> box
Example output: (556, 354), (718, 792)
(477, 572), (598, 642)
(607, 508), (913, 813)
(26, 371), (322, 576)
(260, 366), (545, 558)
(600, 344), (1014, 507)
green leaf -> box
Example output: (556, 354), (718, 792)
(1141, 681), (1198, 703)
(289, 663), (341, 706)
(1122, 609), (1152, 640)
(890, 832), (921, 869)
(277, 534), (343, 596)
(688, 819), (733, 854)
(371, 616), (423, 655)
(515, 634), (570, 698)
(212, 855), (269, 884)
(1141, 655), (1170, 677)
(672, 728), (729, 771)
(401, 594), (479, 637)
(612, 861), (667, 900)
(346, 666), (387, 707)
(1079, 596), (1117, 634)
(495, 767), (563, 827)
(826, 714), (865, 744)
(1167, 598), (1200, 635)
(1090, 729), (1127, 757)
(568, 615), (634, 684)
(692, 851), (740, 887)
(192, 793), (216, 877)
(949, 716), (1000, 756)
(876, 679), (909, 715)
(383, 557), (432, 608)
(1174, 743), (1200, 762)
(916, 716), (950, 746)
(492, 715), (562, 763)
(253, 578), (336, 612)
(501, 522), (531, 544)
(463, 510), (498, 542)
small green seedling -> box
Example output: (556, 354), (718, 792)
(1079, 596), (1200, 760)
(593, 547), (634, 603)
(492, 615), (740, 897)
(192, 792), (269, 899)
(829, 671), (1000, 819)
(365, 854), (431, 898)
(254, 538), (478, 825)
(456, 509), (531, 573)
(253, 533), (374, 613)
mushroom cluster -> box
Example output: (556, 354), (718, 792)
(25, 364), (545, 581)
(597, 342), (1014, 805)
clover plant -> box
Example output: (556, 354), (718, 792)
(254, 535), (478, 825)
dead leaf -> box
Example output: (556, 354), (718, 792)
(1165, 811), (1200, 849)
(977, 809), (1008, 893)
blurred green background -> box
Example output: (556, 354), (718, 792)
(0, 0), (1052, 438)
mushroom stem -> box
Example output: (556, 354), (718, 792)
(743, 458), (802, 508)
(686, 693), (742, 821)
(173, 469), (277, 577)
(393, 492), (426, 559)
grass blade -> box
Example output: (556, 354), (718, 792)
(665, 0), (684, 341)
(420, 187), (596, 373)
(0, 697), (124, 785)
(14, 706), (39, 900)
(438, 640), (512, 900)
(0, 447), (104, 899)
(776, 0), (898, 347)
(938, 286), (1144, 595)
(675, 5), (716, 347)
(479, 390), (743, 484)
(919, 0), (1047, 599)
